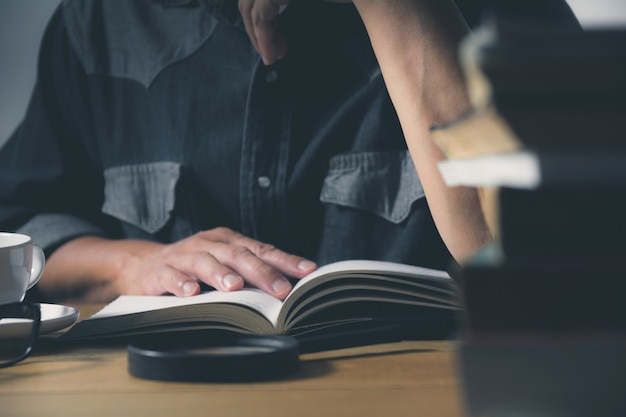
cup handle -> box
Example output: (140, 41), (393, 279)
(28, 244), (46, 290)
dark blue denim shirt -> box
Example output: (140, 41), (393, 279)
(0, 0), (456, 270)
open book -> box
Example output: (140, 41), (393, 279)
(63, 260), (459, 341)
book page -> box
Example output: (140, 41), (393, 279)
(87, 288), (284, 326)
(87, 260), (448, 323)
(271, 259), (456, 331)
(288, 259), (451, 298)
(73, 259), (454, 339)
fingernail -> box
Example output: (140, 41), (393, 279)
(182, 281), (197, 296)
(222, 274), (242, 290)
(271, 278), (291, 295)
(298, 260), (316, 271)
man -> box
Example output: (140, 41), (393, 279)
(0, 0), (576, 303)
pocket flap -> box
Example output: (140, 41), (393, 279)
(320, 151), (425, 224)
(102, 162), (180, 234)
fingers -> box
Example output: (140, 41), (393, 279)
(161, 251), (245, 295)
(212, 227), (317, 277)
(239, 0), (290, 65)
(131, 228), (317, 300)
(195, 228), (317, 299)
(217, 244), (294, 298)
(143, 263), (203, 297)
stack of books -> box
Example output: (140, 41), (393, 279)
(432, 18), (626, 244)
(442, 15), (626, 417)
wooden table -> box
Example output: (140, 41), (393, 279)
(1, 304), (465, 417)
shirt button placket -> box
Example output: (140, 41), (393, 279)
(257, 68), (278, 192)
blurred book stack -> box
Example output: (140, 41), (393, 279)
(433, 16), (626, 247)
(443, 11), (626, 417)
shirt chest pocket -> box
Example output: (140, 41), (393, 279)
(102, 162), (181, 234)
(320, 151), (425, 224)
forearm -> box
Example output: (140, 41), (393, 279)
(353, 0), (491, 262)
(40, 228), (316, 303)
(40, 236), (160, 303)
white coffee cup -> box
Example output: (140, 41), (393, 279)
(0, 232), (45, 305)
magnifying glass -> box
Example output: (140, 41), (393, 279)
(128, 333), (300, 382)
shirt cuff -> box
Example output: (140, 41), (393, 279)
(17, 213), (108, 255)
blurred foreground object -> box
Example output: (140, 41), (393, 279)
(448, 8), (626, 417)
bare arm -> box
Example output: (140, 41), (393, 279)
(41, 228), (316, 303)
(352, 0), (491, 261)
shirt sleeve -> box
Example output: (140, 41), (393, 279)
(0, 4), (114, 254)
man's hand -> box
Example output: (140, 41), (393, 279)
(116, 227), (316, 299)
(238, 0), (291, 65)
(42, 228), (317, 302)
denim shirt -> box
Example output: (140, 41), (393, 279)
(0, 0), (452, 270)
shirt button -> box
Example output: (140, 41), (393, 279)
(257, 176), (272, 188)
(265, 69), (278, 83)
